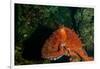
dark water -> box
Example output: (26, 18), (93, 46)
(50, 55), (70, 63)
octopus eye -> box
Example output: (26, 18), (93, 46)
(60, 43), (66, 47)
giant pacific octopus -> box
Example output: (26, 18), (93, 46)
(41, 25), (93, 62)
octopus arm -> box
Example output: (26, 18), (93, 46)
(64, 27), (93, 61)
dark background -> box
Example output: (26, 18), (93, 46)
(15, 4), (94, 65)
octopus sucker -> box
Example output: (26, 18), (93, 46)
(41, 25), (93, 61)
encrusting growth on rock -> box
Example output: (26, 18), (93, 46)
(41, 25), (93, 61)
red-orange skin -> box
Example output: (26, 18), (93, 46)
(41, 26), (93, 61)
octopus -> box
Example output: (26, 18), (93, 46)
(41, 25), (93, 62)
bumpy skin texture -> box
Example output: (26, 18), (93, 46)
(41, 26), (93, 61)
